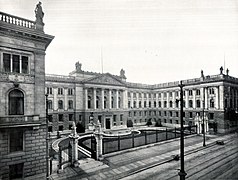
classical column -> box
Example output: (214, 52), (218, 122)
(84, 88), (88, 110)
(64, 88), (68, 110)
(161, 92), (164, 108)
(136, 92), (139, 108)
(193, 89), (196, 109)
(123, 89), (127, 109)
(10, 54), (13, 72)
(109, 89), (112, 109)
(19, 56), (22, 73)
(172, 91), (175, 108)
(101, 89), (104, 109)
(53, 88), (57, 110)
(142, 93), (144, 108)
(166, 92), (169, 108)
(204, 87), (208, 109)
(215, 86), (219, 109)
(156, 93), (159, 108)
(146, 93), (149, 107)
(93, 88), (97, 109)
(116, 89), (119, 109)
(185, 90), (189, 109)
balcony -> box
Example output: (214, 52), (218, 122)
(0, 115), (42, 128)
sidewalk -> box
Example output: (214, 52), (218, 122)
(50, 133), (236, 180)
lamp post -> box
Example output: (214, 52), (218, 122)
(202, 88), (206, 147)
(178, 81), (187, 180)
(45, 94), (50, 180)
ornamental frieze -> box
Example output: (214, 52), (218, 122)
(0, 72), (34, 83)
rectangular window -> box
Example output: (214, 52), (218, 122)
(79, 115), (82, 122)
(47, 87), (53, 95)
(68, 88), (73, 95)
(48, 126), (53, 132)
(69, 114), (73, 121)
(113, 115), (117, 126)
(48, 115), (53, 122)
(176, 120), (179, 124)
(13, 55), (20, 73)
(9, 163), (24, 179)
(58, 114), (63, 121)
(22, 56), (28, 74)
(58, 88), (63, 95)
(189, 112), (193, 118)
(10, 129), (23, 153)
(3, 53), (10, 72)
(59, 125), (63, 131)
(209, 113), (214, 119)
(120, 115), (123, 125)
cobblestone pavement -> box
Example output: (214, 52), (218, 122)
(50, 133), (238, 180)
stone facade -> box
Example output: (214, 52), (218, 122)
(0, 10), (53, 180)
(45, 63), (238, 134)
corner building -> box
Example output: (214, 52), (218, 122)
(46, 63), (238, 135)
(0, 11), (53, 179)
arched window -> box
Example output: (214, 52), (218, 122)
(68, 100), (73, 109)
(111, 97), (114, 108)
(9, 89), (24, 115)
(96, 96), (99, 109)
(104, 96), (107, 109)
(118, 97), (121, 108)
(88, 96), (91, 109)
(196, 100), (201, 108)
(158, 101), (161, 108)
(133, 101), (136, 108)
(144, 101), (147, 108)
(154, 101), (156, 108)
(169, 101), (173, 108)
(189, 100), (193, 108)
(149, 101), (151, 108)
(139, 101), (142, 108)
(48, 100), (53, 109)
(58, 100), (63, 109)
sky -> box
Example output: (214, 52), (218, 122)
(1, 0), (238, 84)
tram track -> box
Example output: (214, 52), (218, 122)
(119, 136), (237, 180)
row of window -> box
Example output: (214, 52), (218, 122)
(129, 111), (214, 119)
(3, 53), (29, 74)
(127, 88), (216, 99)
(128, 99), (215, 109)
(46, 87), (74, 95)
(87, 96), (121, 109)
(47, 100), (74, 110)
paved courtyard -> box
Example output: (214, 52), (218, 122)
(50, 133), (238, 180)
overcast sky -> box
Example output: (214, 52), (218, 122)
(1, 0), (238, 84)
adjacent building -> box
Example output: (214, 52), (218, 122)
(0, 9), (54, 179)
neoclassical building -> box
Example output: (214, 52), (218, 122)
(45, 63), (238, 134)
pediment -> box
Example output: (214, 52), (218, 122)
(83, 74), (124, 86)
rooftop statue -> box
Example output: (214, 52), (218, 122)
(35, 2), (44, 24)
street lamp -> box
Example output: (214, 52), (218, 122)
(202, 87), (206, 147)
(178, 81), (187, 180)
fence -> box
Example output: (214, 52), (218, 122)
(102, 125), (197, 154)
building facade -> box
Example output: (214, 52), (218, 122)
(46, 63), (238, 135)
(0, 10), (54, 179)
